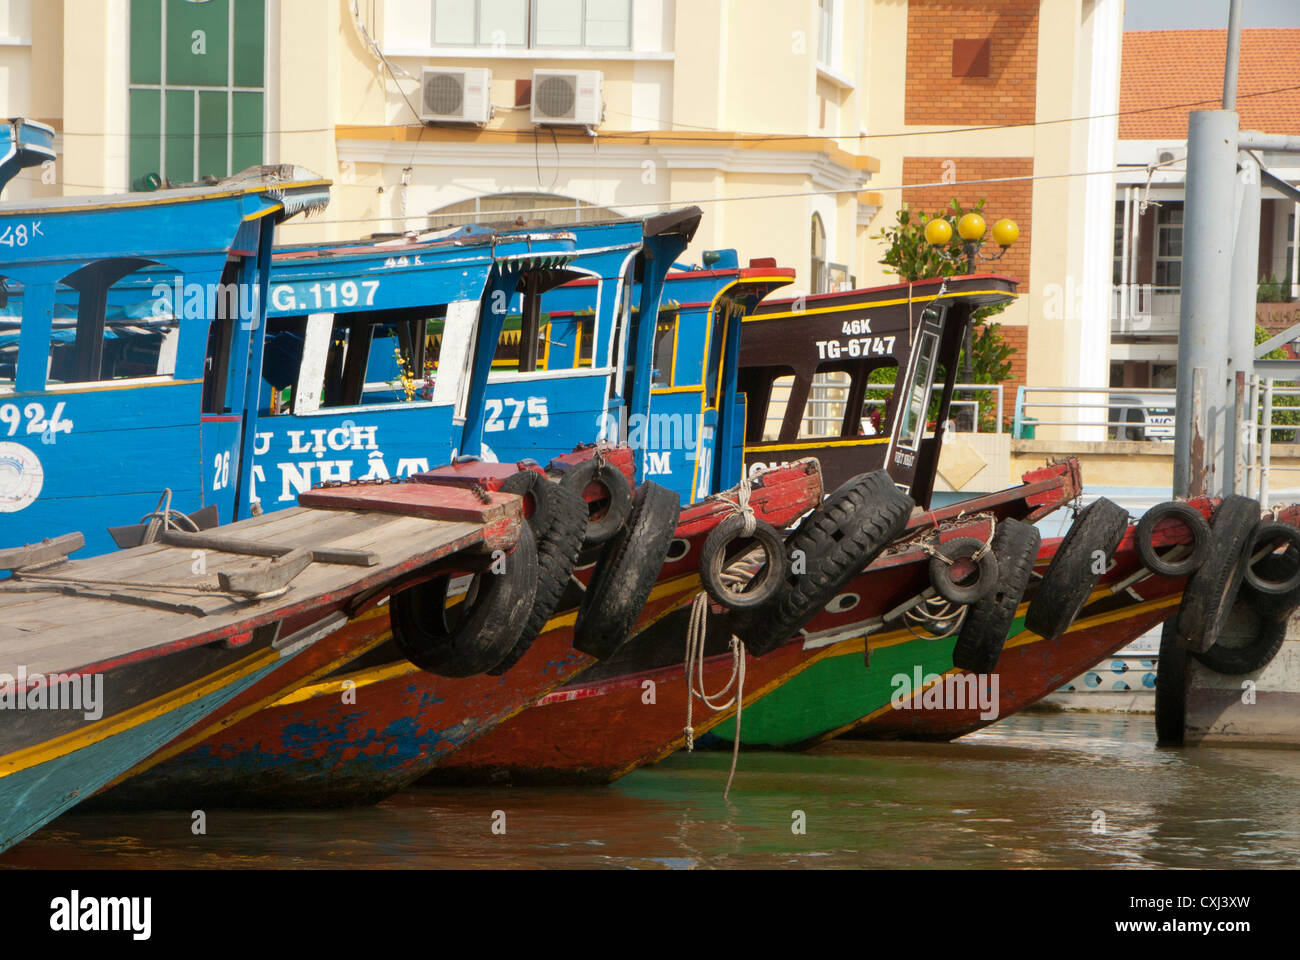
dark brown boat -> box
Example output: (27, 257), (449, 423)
(738, 273), (1017, 501)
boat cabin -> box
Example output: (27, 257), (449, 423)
(738, 274), (1018, 506)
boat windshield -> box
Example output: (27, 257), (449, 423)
(898, 330), (939, 450)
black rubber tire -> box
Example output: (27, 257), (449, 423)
(1155, 616), (1186, 746)
(1136, 500), (1211, 578)
(391, 524), (538, 678)
(953, 518), (1041, 674)
(1175, 495), (1260, 654)
(928, 536), (1000, 606)
(574, 481), (681, 659)
(498, 468), (555, 535)
(732, 471), (914, 656)
(1243, 534), (1300, 620)
(1193, 597), (1289, 675)
(699, 514), (788, 611)
(486, 482), (588, 676)
(1024, 497), (1129, 642)
(559, 457), (634, 547)
(1243, 521), (1300, 597)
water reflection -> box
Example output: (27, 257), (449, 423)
(3, 712), (1298, 869)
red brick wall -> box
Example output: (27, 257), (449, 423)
(901, 156), (1034, 282)
(901, 156), (1033, 411)
(905, 0), (1039, 126)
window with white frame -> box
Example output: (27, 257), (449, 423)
(810, 213), (828, 294)
(431, 0), (631, 50)
(128, 0), (265, 190)
(817, 0), (836, 66)
(1154, 202), (1183, 289)
(1112, 199), (1124, 286)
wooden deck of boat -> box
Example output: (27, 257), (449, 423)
(0, 491), (520, 679)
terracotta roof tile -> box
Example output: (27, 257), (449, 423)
(1120, 29), (1300, 139)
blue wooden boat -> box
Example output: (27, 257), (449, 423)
(0, 164), (329, 556)
(84, 237), (799, 810)
(0, 159), (551, 848)
(0, 118), (56, 189)
(0, 464), (528, 852)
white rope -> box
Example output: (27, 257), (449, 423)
(683, 592), (746, 799)
(712, 474), (756, 537)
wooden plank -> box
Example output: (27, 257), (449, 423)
(0, 512), (493, 675)
(0, 533), (87, 571)
(159, 529), (378, 567)
(298, 483), (521, 525)
(217, 548), (313, 595)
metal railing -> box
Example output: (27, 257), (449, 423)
(1013, 385), (1177, 439)
(797, 382), (1007, 437)
(1242, 377), (1300, 510)
(859, 383), (1005, 435)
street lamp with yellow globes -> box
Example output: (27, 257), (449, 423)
(925, 211), (1019, 272)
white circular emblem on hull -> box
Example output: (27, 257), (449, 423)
(0, 442), (44, 512)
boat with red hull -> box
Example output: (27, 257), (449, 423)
(850, 500), (1300, 743)
(433, 459), (1082, 784)
(94, 454), (824, 807)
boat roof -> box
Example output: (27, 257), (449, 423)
(755, 272), (1019, 312)
(275, 205), (703, 260)
(0, 163), (331, 220)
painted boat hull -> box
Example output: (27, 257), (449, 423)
(429, 610), (835, 785)
(710, 498), (1290, 747)
(1, 626), (321, 852)
(97, 591), (690, 808)
(94, 462), (823, 807)
(433, 469), (1082, 784)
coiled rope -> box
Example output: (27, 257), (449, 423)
(683, 592), (746, 799)
(140, 488), (201, 544)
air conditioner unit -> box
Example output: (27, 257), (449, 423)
(420, 67), (493, 124)
(531, 70), (603, 127)
(1154, 146), (1180, 165)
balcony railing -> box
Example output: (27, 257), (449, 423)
(1111, 284), (1182, 336)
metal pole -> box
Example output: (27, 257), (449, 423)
(1233, 370), (1248, 495)
(1226, 150), (1261, 493)
(1247, 373), (1259, 498)
(1119, 187), (1131, 332)
(1174, 110), (1240, 498)
(1223, 0), (1243, 110)
(1262, 378), (1274, 510)
(995, 385), (1003, 435)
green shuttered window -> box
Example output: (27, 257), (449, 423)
(128, 0), (266, 190)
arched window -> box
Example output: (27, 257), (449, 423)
(428, 192), (620, 230)
(810, 213), (828, 294)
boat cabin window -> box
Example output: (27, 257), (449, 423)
(898, 330), (940, 450)
(761, 373), (796, 441)
(861, 361), (899, 437)
(46, 264), (184, 386)
(201, 260), (245, 414)
(801, 359), (897, 439)
(265, 309), (442, 414)
(490, 314), (551, 373)
(0, 278), (23, 394)
(652, 310), (677, 387)
(803, 369), (851, 438)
